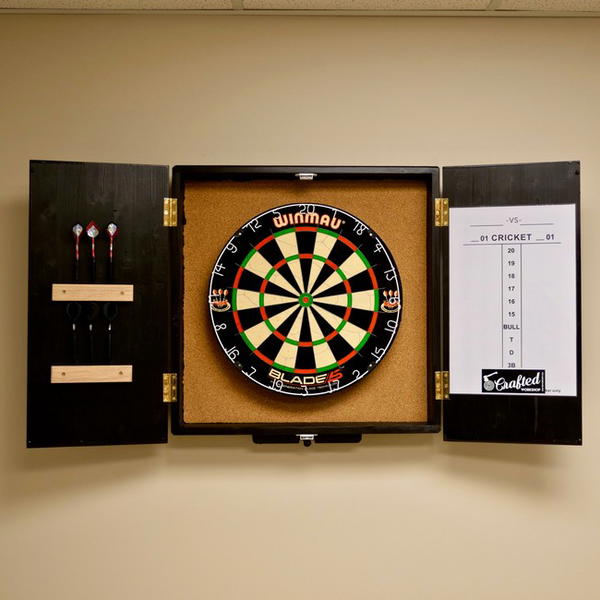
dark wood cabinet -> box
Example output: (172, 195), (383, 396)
(27, 160), (581, 447)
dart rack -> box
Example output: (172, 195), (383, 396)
(50, 284), (134, 383)
(27, 161), (581, 447)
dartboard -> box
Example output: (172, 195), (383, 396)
(208, 203), (402, 396)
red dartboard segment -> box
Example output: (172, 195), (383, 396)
(232, 310), (243, 332)
(232, 266), (244, 289)
(254, 234), (275, 251)
(337, 234), (358, 252)
(337, 350), (357, 366)
(367, 268), (378, 289)
(273, 258), (288, 270)
(209, 204), (402, 397)
(367, 311), (378, 333)
(253, 349), (274, 365)
(272, 330), (287, 343)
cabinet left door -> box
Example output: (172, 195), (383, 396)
(27, 160), (171, 447)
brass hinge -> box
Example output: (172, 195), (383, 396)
(163, 373), (178, 403)
(434, 197), (449, 227)
(435, 370), (449, 400)
(163, 197), (178, 227)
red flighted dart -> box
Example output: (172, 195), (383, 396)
(72, 223), (83, 282)
(86, 221), (99, 282)
(106, 222), (119, 283)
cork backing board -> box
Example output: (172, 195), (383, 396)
(182, 179), (428, 424)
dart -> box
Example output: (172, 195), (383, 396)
(86, 221), (99, 282)
(72, 223), (83, 282)
(106, 222), (119, 283)
(103, 302), (118, 363)
(65, 302), (82, 364)
(86, 302), (100, 363)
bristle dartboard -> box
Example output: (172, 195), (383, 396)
(208, 203), (403, 396)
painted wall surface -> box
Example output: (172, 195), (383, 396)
(0, 14), (598, 600)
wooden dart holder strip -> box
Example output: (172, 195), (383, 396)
(51, 365), (132, 384)
(52, 284), (134, 302)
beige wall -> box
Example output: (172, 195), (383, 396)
(1, 14), (598, 600)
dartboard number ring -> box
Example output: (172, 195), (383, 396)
(208, 203), (402, 397)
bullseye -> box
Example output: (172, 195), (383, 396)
(299, 294), (313, 307)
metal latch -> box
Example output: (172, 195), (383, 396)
(163, 373), (177, 403)
(435, 371), (449, 400)
(295, 173), (317, 181)
(163, 197), (178, 227)
(434, 197), (449, 227)
(297, 433), (317, 446)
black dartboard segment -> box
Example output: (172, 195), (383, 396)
(208, 203), (403, 396)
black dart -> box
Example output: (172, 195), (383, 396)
(86, 302), (100, 363)
(103, 302), (119, 363)
(66, 302), (82, 364)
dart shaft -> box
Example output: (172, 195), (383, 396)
(89, 324), (94, 363)
(72, 325), (78, 364)
(74, 237), (80, 282)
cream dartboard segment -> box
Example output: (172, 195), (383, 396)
(208, 203), (403, 397)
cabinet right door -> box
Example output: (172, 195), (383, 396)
(443, 161), (581, 444)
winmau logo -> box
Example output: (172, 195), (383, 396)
(482, 369), (545, 394)
(273, 211), (342, 230)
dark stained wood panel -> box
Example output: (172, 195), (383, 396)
(442, 162), (581, 445)
(27, 160), (170, 447)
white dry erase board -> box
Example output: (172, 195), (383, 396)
(450, 204), (577, 397)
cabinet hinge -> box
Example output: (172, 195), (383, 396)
(435, 370), (449, 400)
(162, 373), (178, 403)
(163, 197), (178, 227)
(434, 197), (449, 227)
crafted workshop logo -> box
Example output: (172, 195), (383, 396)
(482, 369), (545, 394)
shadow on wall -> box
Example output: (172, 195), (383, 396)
(0, 196), (563, 512)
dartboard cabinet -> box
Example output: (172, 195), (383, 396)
(27, 161), (582, 447)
